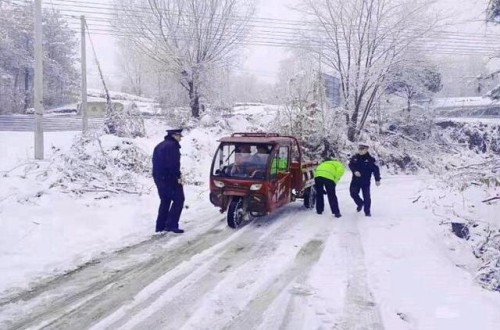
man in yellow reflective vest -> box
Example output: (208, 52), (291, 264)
(314, 156), (345, 218)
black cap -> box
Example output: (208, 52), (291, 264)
(166, 128), (183, 136)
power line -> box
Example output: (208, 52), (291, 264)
(48, 12), (500, 53)
(59, 15), (500, 46)
(47, 20), (500, 56)
(63, 23), (500, 55)
(8, 0), (500, 57)
(11, 0), (500, 53)
(13, 0), (500, 40)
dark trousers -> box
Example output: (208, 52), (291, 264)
(315, 177), (340, 215)
(350, 181), (371, 215)
(154, 179), (185, 232)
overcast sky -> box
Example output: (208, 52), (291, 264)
(52, 0), (499, 89)
(77, 0), (300, 88)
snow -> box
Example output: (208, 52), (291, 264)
(432, 96), (500, 108)
(1, 105), (500, 328)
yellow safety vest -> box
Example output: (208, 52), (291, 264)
(271, 158), (288, 175)
(314, 160), (345, 184)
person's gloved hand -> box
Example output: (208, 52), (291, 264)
(354, 171), (361, 177)
(375, 181), (381, 187)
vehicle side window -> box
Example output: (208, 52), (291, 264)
(212, 144), (236, 176)
(271, 147), (289, 179)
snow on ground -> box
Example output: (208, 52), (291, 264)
(0, 105), (273, 294)
(1, 176), (499, 329)
(0, 128), (216, 294)
(1, 104), (500, 329)
(431, 97), (499, 109)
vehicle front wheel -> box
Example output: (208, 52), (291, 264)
(227, 198), (245, 228)
(303, 187), (316, 209)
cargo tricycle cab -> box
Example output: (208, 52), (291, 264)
(209, 133), (317, 228)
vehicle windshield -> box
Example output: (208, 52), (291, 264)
(212, 143), (273, 179)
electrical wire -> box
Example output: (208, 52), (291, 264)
(7, 0), (500, 56)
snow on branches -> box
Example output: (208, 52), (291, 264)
(2, 132), (152, 197)
(104, 103), (146, 138)
(51, 133), (151, 195)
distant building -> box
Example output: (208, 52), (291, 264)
(76, 101), (138, 118)
(322, 73), (341, 107)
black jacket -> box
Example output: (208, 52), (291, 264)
(348, 153), (381, 186)
(152, 135), (181, 181)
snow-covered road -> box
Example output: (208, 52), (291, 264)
(1, 176), (499, 330)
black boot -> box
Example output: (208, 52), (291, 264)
(166, 228), (185, 234)
(356, 204), (363, 212)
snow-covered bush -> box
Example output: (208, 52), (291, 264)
(104, 103), (146, 138)
(474, 225), (500, 292)
(50, 132), (151, 195)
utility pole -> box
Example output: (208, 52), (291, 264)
(81, 15), (88, 133)
(34, 0), (44, 160)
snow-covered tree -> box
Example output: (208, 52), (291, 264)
(114, 0), (256, 118)
(299, 0), (439, 141)
(274, 53), (318, 139)
(0, 2), (78, 114)
(487, 0), (500, 23)
(117, 38), (146, 97)
(385, 60), (442, 113)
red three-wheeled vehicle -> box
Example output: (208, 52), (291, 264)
(209, 133), (318, 228)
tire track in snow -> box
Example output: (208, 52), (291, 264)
(224, 235), (328, 330)
(95, 207), (307, 330)
(338, 219), (384, 330)
(0, 219), (231, 330)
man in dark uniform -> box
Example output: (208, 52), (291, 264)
(152, 128), (185, 233)
(348, 142), (381, 217)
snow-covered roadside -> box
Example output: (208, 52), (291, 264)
(1, 104), (500, 329)
(0, 147), (205, 295)
(356, 176), (500, 330)
(415, 177), (500, 292)
(20, 176), (495, 330)
(0, 107), (273, 296)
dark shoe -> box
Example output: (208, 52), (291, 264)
(334, 213), (342, 218)
(356, 204), (363, 212)
(166, 228), (185, 234)
(317, 211), (323, 215)
(365, 213), (371, 217)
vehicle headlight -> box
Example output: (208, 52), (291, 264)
(214, 180), (225, 188)
(250, 184), (262, 191)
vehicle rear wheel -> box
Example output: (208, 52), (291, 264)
(227, 198), (245, 228)
(303, 187), (316, 209)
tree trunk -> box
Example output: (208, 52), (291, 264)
(348, 103), (360, 142)
(347, 125), (357, 142)
(407, 96), (412, 120)
(13, 70), (19, 113)
(188, 79), (200, 118)
(24, 69), (30, 112)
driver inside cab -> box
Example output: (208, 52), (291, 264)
(230, 144), (251, 176)
(248, 145), (271, 178)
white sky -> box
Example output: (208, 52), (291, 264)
(77, 0), (299, 88)
(50, 0), (500, 88)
